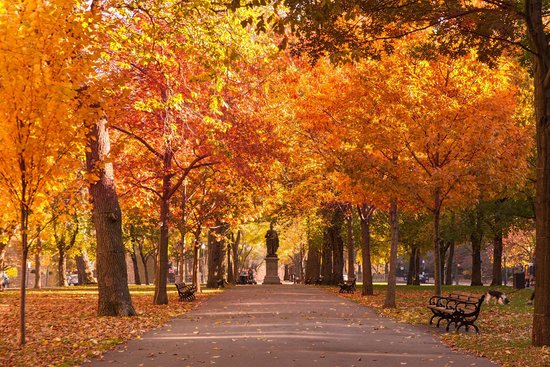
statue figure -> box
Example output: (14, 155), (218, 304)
(265, 222), (279, 257)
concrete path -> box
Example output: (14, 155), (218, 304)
(87, 285), (497, 367)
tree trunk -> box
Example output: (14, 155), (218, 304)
(232, 230), (241, 284)
(525, 0), (550, 346)
(33, 242), (41, 289)
(346, 211), (355, 280)
(129, 225), (141, 285)
(19, 194), (30, 345)
(413, 250), (421, 285)
(321, 229), (333, 285)
(305, 240), (320, 282)
(138, 244), (150, 285)
(75, 247), (95, 284)
(58, 246), (67, 287)
(445, 241), (455, 285)
(471, 237), (483, 286)
(491, 231), (503, 286)
(227, 241), (234, 283)
(358, 204), (375, 296)
(192, 228), (202, 292)
(86, 118), (136, 316)
(154, 168), (171, 304)
(207, 223), (226, 288)
(384, 199), (398, 308)
(129, 248), (140, 285)
(331, 208), (344, 285)
(433, 190), (442, 296)
(407, 247), (417, 285)
(470, 207), (484, 286)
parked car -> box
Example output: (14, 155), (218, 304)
(67, 274), (79, 286)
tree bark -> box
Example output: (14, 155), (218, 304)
(19, 192), (29, 345)
(321, 229), (333, 285)
(227, 241), (234, 283)
(129, 225), (141, 285)
(192, 227), (202, 292)
(138, 243), (151, 285)
(358, 203), (375, 295)
(232, 230), (241, 284)
(58, 245), (67, 287)
(384, 199), (399, 308)
(414, 249), (421, 285)
(86, 118), (136, 316)
(471, 237), (483, 286)
(207, 223), (226, 288)
(530, 3), (550, 343)
(305, 240), (320, 282)
(154, 162), (172, 304)
(445, 241), (455, 285)
(491, 231), (503, 286)
(346, 211), (355, 280)
(432, 189), (443, 296)
(330, 208), (344, 285)
(33, 241), (41, 289)
(470, 207), (484, 286)
(75, 247), (95, 284)
(407, 247), (417, 285)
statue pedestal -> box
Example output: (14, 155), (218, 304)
(263, 256), (281, 284)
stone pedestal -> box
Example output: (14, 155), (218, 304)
(263, 256), (281, 284)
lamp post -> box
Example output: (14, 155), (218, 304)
(200, 243), (206, 284)
(26, 261), (31, 288)
(503, 252), (508, 286)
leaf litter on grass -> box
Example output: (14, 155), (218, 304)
(329, 285), (550, 367)
(0, 287), (213, 366)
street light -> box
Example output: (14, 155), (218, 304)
(503, 252), (508, 286)
(26, 261), (31, 288)
(200, 243), (206, 283)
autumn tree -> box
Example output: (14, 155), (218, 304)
(280, 0), (550, 346)
(0, 0), (98, 343)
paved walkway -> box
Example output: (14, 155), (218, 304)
(87, 285), (497, 367)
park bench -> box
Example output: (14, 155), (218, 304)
(339, 278), (356, 293)
(175, 282), (197, 302)
(427, 291), (485, 333)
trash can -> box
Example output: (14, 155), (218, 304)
(513, 272), (525, 289)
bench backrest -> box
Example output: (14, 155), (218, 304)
(447, 292), (484, 315)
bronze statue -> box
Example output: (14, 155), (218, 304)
(265, 222), (279, 256)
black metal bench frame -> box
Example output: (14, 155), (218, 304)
(339, 278), (356, 293)
(427, 292), (485, 333)
(175, 282), (197, 302)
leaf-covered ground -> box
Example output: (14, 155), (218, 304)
(330, 284), (550, 367)
(0, 285), (214, 367)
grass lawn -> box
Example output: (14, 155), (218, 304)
(330, 284), (550, 367)
(0, 285), (215, 367)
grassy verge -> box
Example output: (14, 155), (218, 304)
(0, 285), (217, 366)
(330, 284), (550, 367)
